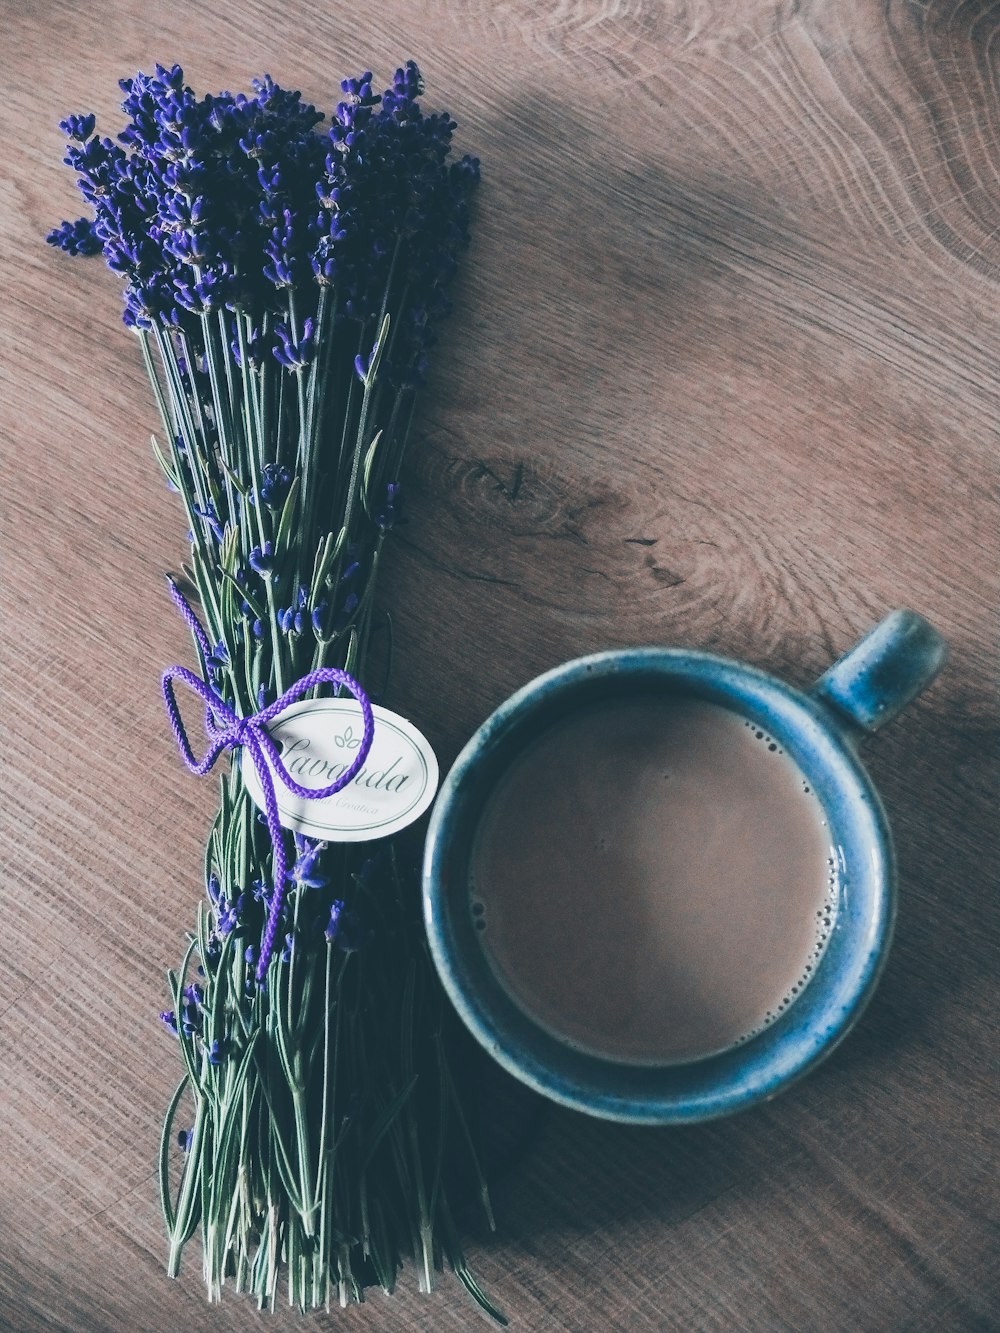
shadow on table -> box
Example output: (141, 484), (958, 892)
(429, 92), (1000, 1245)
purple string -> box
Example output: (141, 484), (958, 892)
(162, 579), (374, 982)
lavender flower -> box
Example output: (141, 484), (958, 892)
(205, 640), (228, 674)
(354, 345), (376, 382)
(204, 1038), (227, 1065)
(46, 217), (101, 256)
(375, 481), (400, 532)
(293, 585), (311, 634)
(320, 591), (359, 638)
(278, 584), (310, 635)
(216, 891), (245, 936)
(160, 990), (202, 1040)
(273, 316), (315, 370)
(52, 61), (477, 387)
(248, 541), (276, 576)
(231, 322), (269, 369)
(263, 204), (312, 290)
(257, 463), (292, 509)
(192, 502), (224, 543)
(290, 835), (329, 889)
(59, 112), (97, 140)
(325, 899), (364, 952)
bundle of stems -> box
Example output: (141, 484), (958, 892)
(49, 62), (502, 1317)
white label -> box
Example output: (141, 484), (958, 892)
(241, 698), (439, 842)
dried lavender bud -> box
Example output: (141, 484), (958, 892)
(273, 316), (315, 370)
(375, 481), (400, 532)
(289, 836), (329, 889)
(248, 542), (276, 576)
(325, 899), (363, 952)
(59, 112), (97, 140)
(257, 463), (291, 510)
(204, 1038), (227, 1066)
(46, 217), (101, 256)
(205, 641), (229, 674)
(216, 892), (245, 937)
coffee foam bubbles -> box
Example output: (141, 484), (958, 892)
(728, 718), (838, 1045)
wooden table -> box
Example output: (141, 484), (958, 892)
(3, 2), (997, 1328)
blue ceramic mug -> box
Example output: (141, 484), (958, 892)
(422, 610), (947, 1124)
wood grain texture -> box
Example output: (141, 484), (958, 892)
(1, 0), (997, 1328)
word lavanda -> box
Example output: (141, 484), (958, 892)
(279, 736), (412, 794)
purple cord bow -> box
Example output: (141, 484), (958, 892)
(161, 579), (374, 982)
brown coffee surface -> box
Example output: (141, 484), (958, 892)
(470, 696), (836, 1064)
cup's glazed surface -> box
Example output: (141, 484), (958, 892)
(422, 611), (947, 1124)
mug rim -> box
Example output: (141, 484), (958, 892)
(422, 646), (897, 1124)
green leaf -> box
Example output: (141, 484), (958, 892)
(273, 474), (301, 560)
(159, 1073), (190, 1234)
(309, 528), (345, 603)
(366, 312), (391, 385)
(342, 627), (359, 678)
(168, 938), (203, 1093)
(218, 1031), (261, 1157)
(150, 434), (180, 488)
(360, 1075), (418, 1173)
(360, 429), (384, 519)
(166, 1095), (207, 1277)
(220, 522), (239, 574)
(219, 457), (249, 497)
(438, 1032), (496, 1232)
(439, 1194), (508, 1325)
(221, 568), (263, 620)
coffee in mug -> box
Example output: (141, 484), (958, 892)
(469, 695), (838, 1065)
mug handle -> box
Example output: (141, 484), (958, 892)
(810, 609), (948, 736)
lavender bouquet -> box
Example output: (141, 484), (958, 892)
(49, 62), (502, 1318)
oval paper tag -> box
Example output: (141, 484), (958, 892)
(241, 698), (439, 842)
